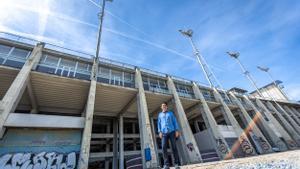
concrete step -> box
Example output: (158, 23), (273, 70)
(201, 152), (219, 159)
(200, 149), (220, 163)
(202, 156), (221, 163)
(126, 155), (142, 169)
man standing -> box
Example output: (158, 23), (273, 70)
(157, 102), (180, 169)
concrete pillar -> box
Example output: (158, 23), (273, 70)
(132, 122), (137, 151)
(150, 116), (160, 167)
(119, 115), (124, 169)
(265, 101), (300, 145)
(194, 121), (200, 133)
(27, 80), (38, 113)
(166, 77), (202, 163)
(242, 96), (288, 151)
(229, 92), (273, 154)
(112, 119), (118, 169)
(135, 68), (158, 168)
(282, 106), (300, 127)
(78, 58), (98, 169)
(291, 107), (300, 119)
(255, 99), (298, 149)
(212, 89), (256, 156)
(105, 122), (111, 169)
(0, 42), (44, 137)
(273, 103), (300, 132)
(192, 83), (232, 160)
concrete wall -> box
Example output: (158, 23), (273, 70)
(251, 85), (288, 101)
(194, 129), (215, 151)
(0, 128), (81, 169)
(217, 125), (238, 138)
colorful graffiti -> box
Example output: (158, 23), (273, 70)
(239, 135), (254, 155)
(258, 137), (271, 152)
(216, 139), (228, 154)
(0, 152), (76, 169)
(286, 140), (297, 149)
(0, 128), (81, 169)
(186, 143), (194, 152)
(275, 140), (287, 150)
(252, 134), (270, 152)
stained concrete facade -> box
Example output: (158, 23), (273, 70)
(0, 33), (300, 169)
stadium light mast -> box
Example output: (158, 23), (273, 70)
(79, 1), (112, 169)
(178, 29), (214, 87)
(95, 0), (112, 61)
(257, 66), (289, 100)
(257, 66), (277, 87)
(227, 52), (263, 97)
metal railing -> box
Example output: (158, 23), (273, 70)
(177, 92), (195, 99)
(140, 67), (166, 78)
(147, 86), (170, 95)
(0, 31), (37, 46)
(100, 57), (136, 71)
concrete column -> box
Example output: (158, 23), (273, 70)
(119, 115), (124, 169)
(132, 122), (137, 151)
(78, 58), (98, 169)
(291, 107), (300, 119)
(255, 99), (298, 149)
(27, 80), (38, 113)
(265, 101), (300, 145)
(112, 119), (118, 169)
(212, 89), (256, 156)
(242, 96), (288, 151)
(135, 68), (158, 168)
(166, 77), (202, 163)
(273, 103), (300, 132)
(105, 122), (111, 169)
(0, 42), (44, 136)
(194, 121), (200, 133)
(283, 106), (300, 126)
(150, 116), (160, 167)
(229, 92), (273, 154)
(192, 83), (232, 160)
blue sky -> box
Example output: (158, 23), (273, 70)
(0, 0), (300, 100)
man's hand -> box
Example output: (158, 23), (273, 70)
(159, 132), (163, 139)
(175, 131), (180, 138)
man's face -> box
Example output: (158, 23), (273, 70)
(161, 103), (168, 112)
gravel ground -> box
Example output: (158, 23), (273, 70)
(173, 150), (300, 169)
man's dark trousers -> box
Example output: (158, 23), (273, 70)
(162, 131), (179, 166)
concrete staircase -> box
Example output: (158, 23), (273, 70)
(200, 149), (220, 163)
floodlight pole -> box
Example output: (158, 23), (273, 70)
(227, 52), (263, 97)
(257, 66), (289, 100)
(179, 29), (214, 87)
(257, 66), (275, 85)
(78, 0), (112, 169)
(95, 0), (108, 60)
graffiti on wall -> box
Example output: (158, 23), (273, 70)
(239, 135), (254, 155)
(275, 140), (286, 150)
(216, 139), (228, 154)
(186, 142), (194, 152)
(0, 152), (76, 169)
(258, 137), (271, 152)
(286, 140), (297, 149)
(252, 134), (270, 152)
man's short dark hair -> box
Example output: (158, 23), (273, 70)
(162, 102), (168, 106)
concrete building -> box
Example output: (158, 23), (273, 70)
(250, 80), (289, 101)
(0, 32), (299, 169)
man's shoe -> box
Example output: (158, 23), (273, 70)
(174, 164), (180, 169)
(163, 165), (170, 169)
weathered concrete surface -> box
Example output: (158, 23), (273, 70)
(173, 150), (300, 169)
